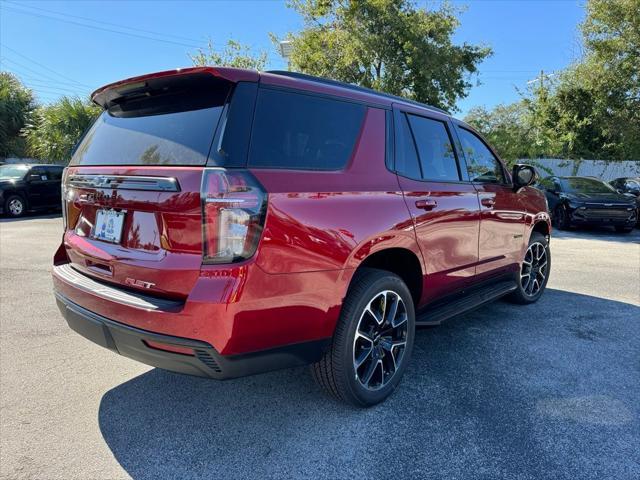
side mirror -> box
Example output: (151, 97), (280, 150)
(512, 164), (537, 190)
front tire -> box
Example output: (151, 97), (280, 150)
(553, 204), (571, 230)
(508, 232), (551, 304)
(311, 268), (415, 407)
(4, 195), (26, 218)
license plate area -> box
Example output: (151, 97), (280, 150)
(93, 209), (126, 244)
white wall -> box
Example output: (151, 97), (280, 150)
(525, 159), (640, 180)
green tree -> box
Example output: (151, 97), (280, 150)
(190, 39), (268, 70)
(576, 0), (640, 159)
(0, 72), (35, 158)
(23, 96), (100, 164)
(468, 0), (640, 161)
(281, 0), (491, 111)
(464, 103), (533, 164)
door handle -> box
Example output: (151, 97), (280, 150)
(481, 197), (495, 208)
(415, 199), (437, 210)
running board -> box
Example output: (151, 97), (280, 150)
(416, 281), (518, 326)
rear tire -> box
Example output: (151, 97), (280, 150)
(311, 268), (415, 407)
(615, 226), (633, 233)
(507, 232), (550, 304)
(4, 195), (26, 218)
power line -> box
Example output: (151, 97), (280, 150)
(0, 56), (92, 90)
(3, 4), (272, 58)
(4, 0), (205, 45)
(0, 43), (92, 88)
(16, 77), (89, 95)
(4, 67), (91, 92)
(3, 5), (204, 49)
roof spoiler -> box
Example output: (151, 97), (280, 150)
(91, 66), (259, 109)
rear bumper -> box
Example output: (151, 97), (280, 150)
(55, 292), (329, 379)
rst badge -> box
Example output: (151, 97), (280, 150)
(125, 278), (156, 289)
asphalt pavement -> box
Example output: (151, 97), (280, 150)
(1, 214), (638, 480)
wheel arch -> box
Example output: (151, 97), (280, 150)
(3, 190), (28, 209)
(348, 247), (423, 308)
(532, 219), (550, 238)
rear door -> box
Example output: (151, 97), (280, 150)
(454, 125), (526, 279)
(44, 166), (63, 207)
(61, 71), (253, 299)
(25, 167), (50, 208)
(393, 106), (480, 302)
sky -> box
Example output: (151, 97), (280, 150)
(0, 0), (586, 118)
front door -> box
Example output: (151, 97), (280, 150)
(393, 107), (480, 303)
(454, 125), (526, 280)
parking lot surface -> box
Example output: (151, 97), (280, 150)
(1, 214), (639, 480)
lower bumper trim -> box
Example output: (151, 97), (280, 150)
(55, 292), (330, 380)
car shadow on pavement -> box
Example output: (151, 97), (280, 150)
(0, 211), (61, 223)
(98, 289), (639, 480)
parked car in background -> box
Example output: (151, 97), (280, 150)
(0, 164), (64, 217)
(609, 177), (640, 226)
(610, 177), (640, 197)
(52, 67), (551, 407)
(538, 176), (637, 233)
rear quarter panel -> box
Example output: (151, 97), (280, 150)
(250, 107), (423, 281)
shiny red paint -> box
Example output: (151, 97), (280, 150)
(397, 177), (481, 302)
(53, 67), (551, 367)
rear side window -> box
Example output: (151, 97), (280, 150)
(46, 167), (63, 180)
(248, 89), (366, 170)
(395, 113), (421, 180)
(406, 114), (459, 181)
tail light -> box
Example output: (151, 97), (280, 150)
(201, 168), (267, 264)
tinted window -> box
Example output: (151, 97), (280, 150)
(560, 177), (616, 194)
(46, 167), (63, 180)
(29, 167), (48, 181)
(248, 89), (366, 170)
(537, 177), (554, 190)
(407, 115), (459, 181)
(458, 128), (505, 183)
(395, 113), (421, 179)
(71, 107), (222, 166)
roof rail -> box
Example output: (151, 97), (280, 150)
(265, 70), (449, 115)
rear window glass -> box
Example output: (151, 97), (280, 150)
(248, 89), (366, 170)
(407, 114), (459, 181)
(395, 113), (421, 180)
(71, 74), (232, 167)
(71, 107), (223, 166)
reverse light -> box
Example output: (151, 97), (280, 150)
(201, 168), (267, 264)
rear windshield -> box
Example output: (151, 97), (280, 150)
(71, 108), (222, 166)
(71, 74), (230, 166)
(248, 89), (366, 170)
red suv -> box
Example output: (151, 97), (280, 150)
(52, 67), (551, 406)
